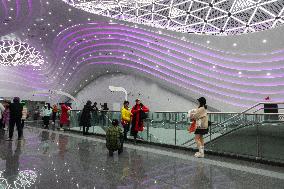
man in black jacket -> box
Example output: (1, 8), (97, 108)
(6, 97), (23, 141)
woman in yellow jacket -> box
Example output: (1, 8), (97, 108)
(121, 101), (132, 140)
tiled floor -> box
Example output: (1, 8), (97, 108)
(0, 127), (283, 189)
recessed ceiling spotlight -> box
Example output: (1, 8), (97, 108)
(267, 72), (271, 76)
(212, 65), (216, 69)
(262, 39), (267, 43)
(206, 40), (210, 44)
(238, 71), (242, 74)
(233, 43), (237, 47)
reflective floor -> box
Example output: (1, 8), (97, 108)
(0, 127), (283, 189)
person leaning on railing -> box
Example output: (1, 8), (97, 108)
(190, 97), (209, 158)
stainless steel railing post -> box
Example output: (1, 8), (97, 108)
(174, 113), (177, 146)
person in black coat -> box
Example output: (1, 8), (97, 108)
(80, 101), (93, 135)
(6, 97), (23, 141)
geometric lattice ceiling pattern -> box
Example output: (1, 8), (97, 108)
(0, 40), (44, 67)
(63, 0), (284, 35)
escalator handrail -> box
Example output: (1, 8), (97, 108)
(182, 102), (284, 146)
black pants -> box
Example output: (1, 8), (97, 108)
(0, 118), (3, 129)
(123, 123), (130, 140)
(83, 125), (89, 134)
(52, 112), (57, 123)
(21, 120), (25, 128)
(43, 116), (50, 128)
(9, 118), (22, 139)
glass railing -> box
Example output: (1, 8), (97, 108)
(26, 102), (284, 164)
(67, 109), (284, 163)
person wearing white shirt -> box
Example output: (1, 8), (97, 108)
(41, 104), (52, 129)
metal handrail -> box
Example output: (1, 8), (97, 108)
(182, 102), (284, 146)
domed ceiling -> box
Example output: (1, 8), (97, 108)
(0, 0), (284, 110)
(63, 0), (284, 35)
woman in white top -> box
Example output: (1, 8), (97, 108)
(41, 104), (52, 129)
(190, 97), (209, 158)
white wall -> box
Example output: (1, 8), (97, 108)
(74, 74), (201, 112)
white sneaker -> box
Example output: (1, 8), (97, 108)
(195, 152), (204, 158)
(194, 152), (201, 157)
(59, 128), (64, 131)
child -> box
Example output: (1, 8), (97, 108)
(106, 119), (123, 156)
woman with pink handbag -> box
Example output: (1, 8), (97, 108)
(189, 97), (209, 158)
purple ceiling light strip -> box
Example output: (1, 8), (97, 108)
(54, 33), (282, 82)
(52, 33), (284, 92)
(59, 37), (284, 81)
(56, 34), (284, 86)
(82, 56), (284, 96)
(54, 23), (284, 64)
(16, 0), (20, 19)
(62, 46), (284, 88)
(53, 25), (284, 72)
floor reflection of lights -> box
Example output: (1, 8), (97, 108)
(0, 170), (37, 189)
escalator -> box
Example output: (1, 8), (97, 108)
(182, 102), (284, 148)
(206, 122), (284, 162)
